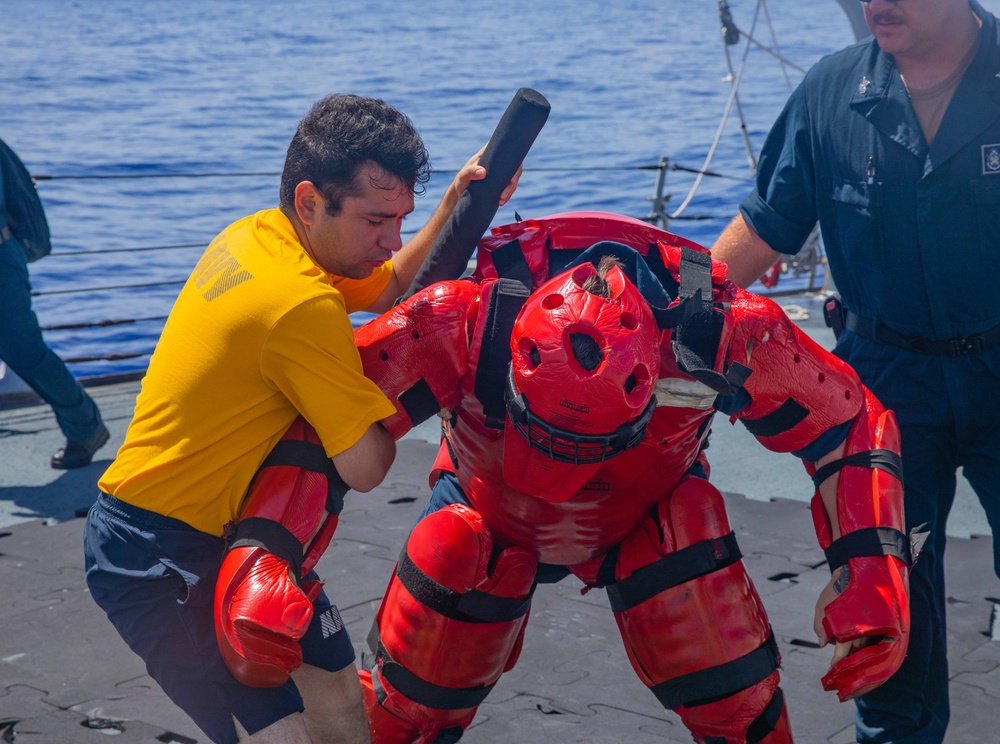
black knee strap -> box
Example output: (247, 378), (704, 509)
(703, 687), (785, 744)
(228, 517), (303, 577)
(746, 687), (785, 743)
(651, 633), (780, 710)
(375, 643), (495, 711)
(396, 544), (533, 624)
(606, 532), (742, 613)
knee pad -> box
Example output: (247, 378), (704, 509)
(606, 475), (791, 743)
(370, 504), (537, 738)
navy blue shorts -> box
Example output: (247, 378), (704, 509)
(83, 493), (355, 744)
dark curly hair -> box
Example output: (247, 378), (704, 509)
(279, 94), (431, 216)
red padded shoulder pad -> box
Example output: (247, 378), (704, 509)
(471, 211), (711, 289)
(657, 241), (730, 288)
(728, 289), (864, 452)
(355, 280), (479, 440)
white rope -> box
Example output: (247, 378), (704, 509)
(670, 0), (763, 219)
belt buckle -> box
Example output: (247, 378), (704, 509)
(951, 334), (984, 356)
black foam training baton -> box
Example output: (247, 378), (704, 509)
(399, 87), (550, 302)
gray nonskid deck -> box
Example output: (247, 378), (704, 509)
(1, 440), (997, 744)
(2, 298), (999, 742)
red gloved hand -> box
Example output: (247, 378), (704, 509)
(815, 555), (909, 701)
(214, 545), (316, 688)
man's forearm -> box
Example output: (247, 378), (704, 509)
(710, 214), (783, 289)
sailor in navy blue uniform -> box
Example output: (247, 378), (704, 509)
(712, 1), (1000, 741)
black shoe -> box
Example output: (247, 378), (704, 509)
(51, 424), (110, 469)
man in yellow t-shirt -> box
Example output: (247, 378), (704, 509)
(82, 94), (518, 744)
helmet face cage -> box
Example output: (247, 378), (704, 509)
(505, 366), (656, 464)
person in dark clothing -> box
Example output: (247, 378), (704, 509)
(0, 137), (108, 468)
(712, 1), (1000, 741)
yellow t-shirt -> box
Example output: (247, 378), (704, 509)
(100, 208), (397, 535)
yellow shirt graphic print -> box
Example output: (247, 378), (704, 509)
(193, 237), (254, 302)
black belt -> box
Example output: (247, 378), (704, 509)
(844, 310), (1000, 357)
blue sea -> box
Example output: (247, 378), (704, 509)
(6, 0), (998, 379)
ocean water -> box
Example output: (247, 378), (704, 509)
(5, 0), (997, 379)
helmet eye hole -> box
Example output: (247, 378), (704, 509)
(570, 332), (603, 372)
(541, 293), (564, 310)
(528, 344), (541, 368)
(624, 373), (636, 395)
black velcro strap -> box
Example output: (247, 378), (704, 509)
(258, 439), (349, 515)
(229, 516), (304, 578)
(746, 687), (785, 744)
(606, 532), (742, 613)
(824, 526), (910, 572)
(656, 290), (704, 330)
(656, 248), (715, 330)
(810, 448), (903, 490)
(396, 547), (533, 623)
(740, 399), (810, 438)
(490, 238), (534, 288)
(398, 378), (443, 429)
(377, 643), (495, 710)
(474, 278), (531, 421)
(678, 247), (713, 309)
(651, 633), (779, 710)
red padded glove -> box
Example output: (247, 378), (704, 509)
(215, 544), (317, 688)
(818, 555), (909, 701)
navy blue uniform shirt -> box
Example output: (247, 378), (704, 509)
(740, 0), (1000, 341)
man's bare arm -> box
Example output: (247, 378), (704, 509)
(331, 421), (396, 493)
(710, 214), (783, 290)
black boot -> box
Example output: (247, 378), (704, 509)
(51, 424), (110, 469)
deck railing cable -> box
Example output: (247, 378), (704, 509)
(24, 157), (749, 346)
(31, 161), (750, 184)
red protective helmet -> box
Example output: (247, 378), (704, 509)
(503, 260), (661, 502)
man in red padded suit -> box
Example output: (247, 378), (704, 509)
(215, 211), (912, 744)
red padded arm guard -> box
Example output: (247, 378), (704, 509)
(214, 417), (343, 687)
(808, 390), (909, 701)
(355, 280), (478, 440)
(727, 289), (908, 700)
(728, 288), (864, 452)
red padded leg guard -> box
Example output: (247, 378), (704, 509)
(679, 684), (793, 744)
(369, 504), (536, 741)
(238, 416), (340, 576)
(361, 670), (424, 744)
(604, 475), (792, 743)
